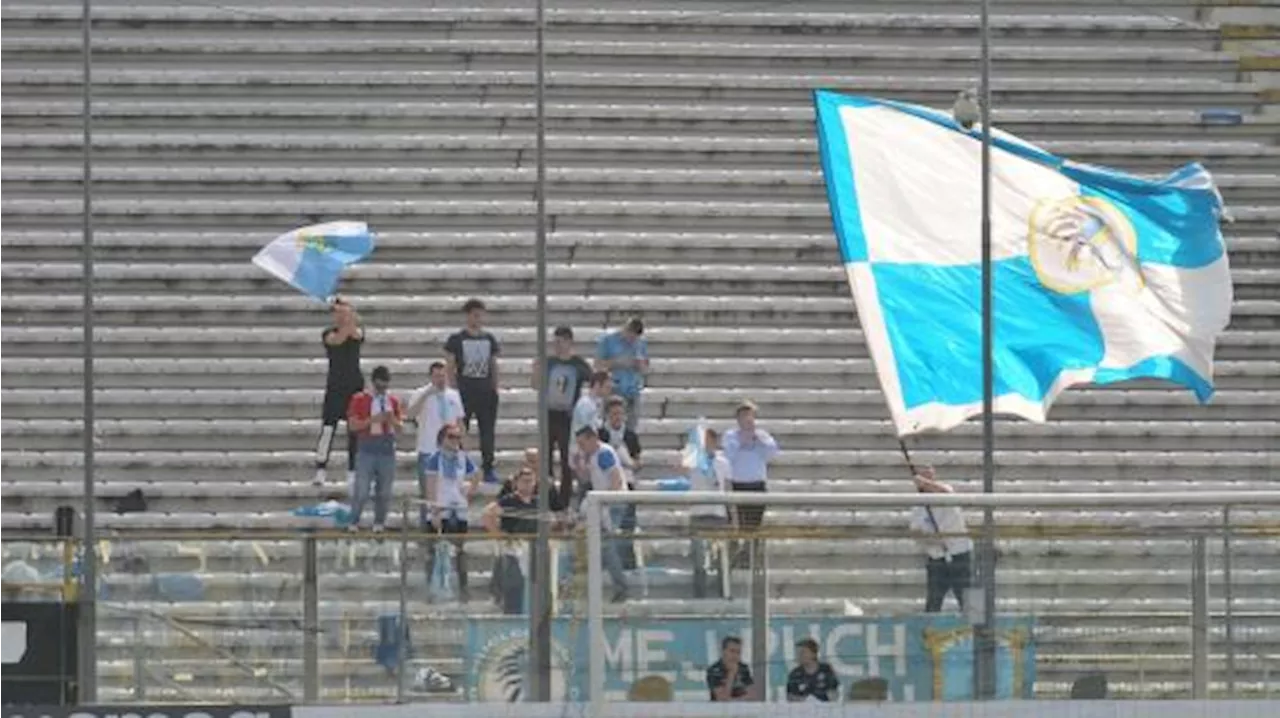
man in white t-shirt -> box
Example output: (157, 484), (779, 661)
(575, 425), (629, 602)
(687, 427), (732, 598)
(407, 361), (466, 456)
(908, 466), (973, 613)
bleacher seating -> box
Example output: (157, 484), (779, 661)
(2, 0), (1277, 703)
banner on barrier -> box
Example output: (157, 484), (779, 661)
(465, 614), (1035, 702)
(1, 707), (292, 718)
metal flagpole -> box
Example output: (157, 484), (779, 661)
(528, 0), (554, 702)
(974, 0), (998, 700)
(79, 0), (99, 702)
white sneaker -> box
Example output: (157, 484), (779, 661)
(372, 524), (385, 534)
(312, 467), (327, 486)
(415, 666), (453, 692)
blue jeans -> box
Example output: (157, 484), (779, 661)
(562, 509), (628, 597)
(352, 449), (396, 526)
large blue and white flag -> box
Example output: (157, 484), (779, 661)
(251, 220), (376, 301)
(814, 91), (1233, 436)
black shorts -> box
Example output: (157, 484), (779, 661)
(322, 384), (363, 424)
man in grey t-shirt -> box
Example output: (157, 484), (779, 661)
(532, 325), (591, 508)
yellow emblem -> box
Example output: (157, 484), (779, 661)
(1027, 195), (1142, 294)
(295, 231), (329, 253)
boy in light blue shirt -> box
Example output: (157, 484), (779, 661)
(595, 317), (648, 432)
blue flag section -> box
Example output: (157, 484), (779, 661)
(251, 220), (376, 301)
(813, 91), (1233, 436)
(465, 614), (1035, 703)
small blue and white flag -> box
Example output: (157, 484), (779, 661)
(814, 91), (1233, 436)
(251, 220), (376, 301)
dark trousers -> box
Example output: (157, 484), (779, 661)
(730, 482), (766, 567)
(493, 553), (525, 615)
(316, 384), (361, 471)
(925, 550), (971, 613)
(426, 514), (469, 596)
(548, 409), (573, 509)
(460, 385), (499, 472)
(618, 499), (638, 570)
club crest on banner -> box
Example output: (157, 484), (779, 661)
(471, 629), (575, 703)
(1027, 195), (1142, 295)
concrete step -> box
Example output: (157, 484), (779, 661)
(4, 386), (1276, 422)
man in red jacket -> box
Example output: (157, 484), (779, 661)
(347, 365), (403, 532)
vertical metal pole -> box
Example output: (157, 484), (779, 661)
(1222, 506), (1235, 698)
(131, 615), (145, 700)
(585, 497), (606, 711)
(303, 536), (319, 703)
(529, 0), (554, 703)
(973, 0), (998, 701)
(1191, 535), (1210, 699)
(396, 503), (410, 703)
(750, 538), (768, 700)
(78, 0), (98, 703)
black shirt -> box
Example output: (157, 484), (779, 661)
(544, 355), (592, 412)
(498, 494), (539, 536)
(705, 659), (753, 701)
(786, 661), (839, 702)
(323, 327), (363, 389)
(444, 329), (501, 388)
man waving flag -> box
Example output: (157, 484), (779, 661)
(813, 91), (1233, 436)
(252, 220), (376, 301)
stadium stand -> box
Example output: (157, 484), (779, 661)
(2, 0), (1278, 704)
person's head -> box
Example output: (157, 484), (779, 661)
(735, 400), (758, 432)
(704, 428), (720, 453)
(370, 365), (391, 394)
(462, 298), (487, 331)
(913, 465), (943, 493)
(437, 422), (463, 452)
(796, 638), (819, 666)
(575, 425), (601, 454)
(589, 370), (612, 397)
(622, 316), (645, 342)
(553, 325), (574, 357)
(331, 296), (355, 327)
(428, 361), (447, 388)
(513, 466), (536, 499)
(522, 446), (539, 468)
(720, 636), (742, 666)
(605, 396), (626, 429)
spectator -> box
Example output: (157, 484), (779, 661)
(443, 298), (501, 484)
(786, 638), (839, 702)
(575, 426), (629, 602)
(722, 400), (779, 565)
(406, 361), (465, 455)
(595, 317), (648, 432)
(687, 428), (732, 598)
(533, 325), (591, 506)
(571, 371), (612, 437)
(482, 466), (540, 614)
(909, 466), (972, 613)
(345, 365), (403, 533)
(314, 296), (364, 488)
(599, 396), (643, 569)
(706, 635), (754, 702)
(421, 424), (481, 601)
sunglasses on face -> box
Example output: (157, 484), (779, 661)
(445, 433), (462, 441)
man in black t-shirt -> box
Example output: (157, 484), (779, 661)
(705, 636), (754, 702)
(444, 298), (502, 484)
(533, 325), (591, 508)
(481, 466), (547, 614)
(785, 638), (840, 703)
(313, 297), (364, 488)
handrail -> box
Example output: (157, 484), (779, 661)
(100, 604), (296, 701)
